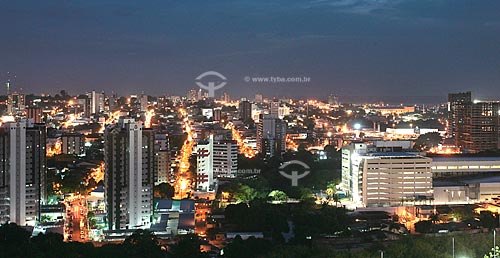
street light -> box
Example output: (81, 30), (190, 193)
(494, 229), (497, 258)
(452, 237), (455, 258)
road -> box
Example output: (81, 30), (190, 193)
(174, 108), (195, 199)
(65, 195), (88, 242)
(195, 201), (211, 236)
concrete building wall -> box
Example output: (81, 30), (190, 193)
(0, 120), (45, 226)
(104, 119), (154, 230)
(361, 155), (433, 207)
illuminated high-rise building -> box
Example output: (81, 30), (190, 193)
(87, 90), (105, 114)
(154, 133), (170, 185)
(448, 91), (500, 152)
(26, 107), (43, 123)
(257, 114), (286, 157)
(269, 99), (280, 119)
(0, 119), (47, 226)
(104, 119), (154, 230)
(195, 135), (238, 192)
(238, 99), (252, 121)
(61, 133), (85, 156)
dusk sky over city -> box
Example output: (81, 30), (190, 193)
(2, 0), (500, 100)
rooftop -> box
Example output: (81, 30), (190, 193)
(368, 152), (420, 158)
(431, 156), (500, 162)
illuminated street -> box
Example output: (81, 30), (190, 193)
(99, 110), (121, 133)
(174, 108), (195, 199)
(65, 195), (88, 242)
(225, 122), (256, 158)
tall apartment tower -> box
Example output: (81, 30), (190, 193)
(195, 135), (238, 192)
(10, 93), (26, 115)
(448, 92), (472, 145)
(104, 119), (155, 230)
(270, 99), (280, 119)
(212, 139), (238, 179)
(238, 99), (252, 121)
(61, 133), (85, 156)
(77, 95), (92, 117)
(257, 114), (286, 157)
(88, 90), (105, 114)
(140, 94), (148, 112)
(26, 107), (43, 123)
(0, 119), (47, 226)
(195, 137), (213, 192)
(154, 133), (170, 185)
(6, 81), (13, 115)
(448, 92), (500, 152)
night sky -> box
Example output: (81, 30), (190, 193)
(1, 0), (500, 101)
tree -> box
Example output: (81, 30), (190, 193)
(323, 145), (338, 159)
(123, 229), (164, 258)
(268, 190), (288, 202)
(243, 118), (255, 129)
(0, 223), (32, 258)
(223, 236), (273, 258)
(88, 211), (97, 229)
(484, 246), (500, 258)
(451, 206), (475, 221)
(153, 183), (175, 199)
(169, 234), (207, 258)
(303, 118), (315, 130)
(41, 215), (52, 223)
(414, 132), (442, 150)
(414, 220), (432, 234)
(429, 213), (440, 224)
(234, 184), (258, 204)
(480, 211), (498, 229)
(31, 232), (67, 257)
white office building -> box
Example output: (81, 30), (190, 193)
(342, 142), (433, 207)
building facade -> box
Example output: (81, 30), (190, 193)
(257, 114), (286, 157)
(0, 120), (46, 226)
(195, 135), (238, 192)
(195, 138), (213, 192)
(61, 133), (85, 156)
(154, 133), (170, 185)
(88, 90), (105, 115)
(212, 140), (238, 179)
(26, 107), (43, 123)
(359, 153), (432, 207)
(342, 142), (432, 207)
(104, 119), (154, 230)
(448, 91), (500, 152)
(238, 99), (252, 121)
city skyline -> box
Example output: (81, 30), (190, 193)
(3, 2), (500, 257)
(2, 1), (500, 99)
